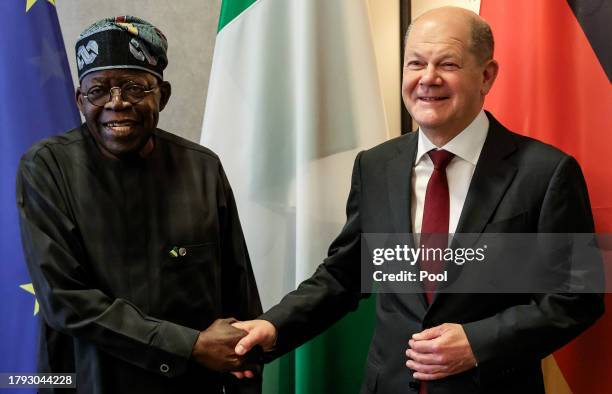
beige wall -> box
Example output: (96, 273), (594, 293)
(56, 0), (221, 143)
(411, 0), (480, 19)
(367, 0), (401, 138)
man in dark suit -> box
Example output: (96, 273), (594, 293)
(229, 7), (604, 393)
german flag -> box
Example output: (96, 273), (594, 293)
(481, 1), (612, 393)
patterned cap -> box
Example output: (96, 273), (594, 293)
(75, 16), (168, 81)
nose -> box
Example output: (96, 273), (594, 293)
(104, 87), (131, 110)
(419, 64), (441, 86)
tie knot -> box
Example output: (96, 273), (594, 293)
(428, 149), (454, 170)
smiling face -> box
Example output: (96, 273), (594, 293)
(76, 69), (171, 159)
(402, 8), (498, 142)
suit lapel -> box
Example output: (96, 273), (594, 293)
(455, 114), (518, 235)
(430, 113), (518, 309)
(384, 132), (429, 312)
(386, 132), (418, 236)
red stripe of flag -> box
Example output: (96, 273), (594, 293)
(481, 0), (612, 393)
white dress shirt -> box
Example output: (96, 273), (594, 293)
(411, 110), (489, 240)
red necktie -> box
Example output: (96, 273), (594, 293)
(418, 149), (454, 394)
(420, 149), (454, 304)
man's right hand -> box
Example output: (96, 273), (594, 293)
(230, 319), (278, 379)
(191, 318), (250, 372)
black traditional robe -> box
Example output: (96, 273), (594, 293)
(17, 125), (262, 394)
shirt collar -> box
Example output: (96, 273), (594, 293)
(415, 110), (489, 166)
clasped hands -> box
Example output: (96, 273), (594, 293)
(194, 319), (477, 382)
(190, 318), (277, 377)
(406, 323), (477, 381)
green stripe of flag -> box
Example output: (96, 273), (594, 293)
(218, 0), (258, 32)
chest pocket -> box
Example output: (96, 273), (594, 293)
(160, 242), (221, 324)
(484, 211), (529, 233)
(165, 242), (217, 263)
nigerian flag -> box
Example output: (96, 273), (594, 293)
(200, 0), (387, 392)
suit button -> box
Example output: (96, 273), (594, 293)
(409, 381), (420, 390)
(160, 363), (170, 374)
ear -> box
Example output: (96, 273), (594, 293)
(75, 86), (85, 114)
(480, 59), (499, 96)
(158, 81), (172, 111)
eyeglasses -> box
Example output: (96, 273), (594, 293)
(82, 82), (159, 107)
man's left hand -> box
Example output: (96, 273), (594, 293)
(405, 323), (477, 381)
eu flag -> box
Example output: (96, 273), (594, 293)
(0, 0), (80, 390)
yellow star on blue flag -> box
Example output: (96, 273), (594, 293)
(19, 283), (40, 316)
(26, 0), (55, 12)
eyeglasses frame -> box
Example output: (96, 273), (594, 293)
(81, 82), (159, 107)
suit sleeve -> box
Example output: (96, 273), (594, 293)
(462, 155), (605, 383)
(259, 151), (369, 358)
(17, 148), (200, 378)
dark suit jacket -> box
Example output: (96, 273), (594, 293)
(261, 112), (604, 394)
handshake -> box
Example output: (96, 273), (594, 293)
(190, 318), (277, 378)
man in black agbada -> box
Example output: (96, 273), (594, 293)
(17, 16), (261, 394)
